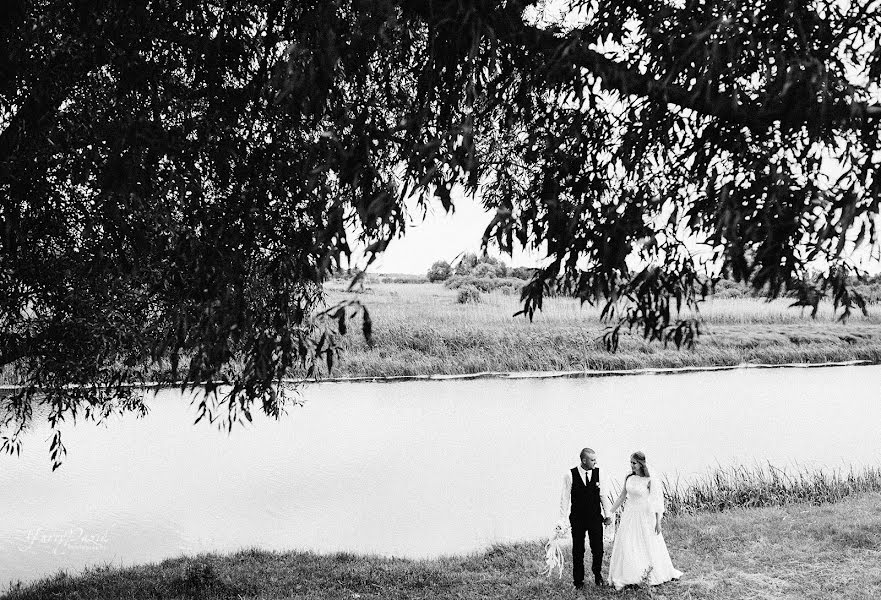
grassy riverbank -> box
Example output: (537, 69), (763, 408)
(321, 281), (881, 378)
(4, 281), (880, 387)
(6, 490), (881, 600)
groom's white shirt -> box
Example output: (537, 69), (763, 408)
(560, 465), (612, 521)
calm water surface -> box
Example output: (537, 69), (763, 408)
(1, 364), (880, 586)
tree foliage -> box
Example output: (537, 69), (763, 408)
(426, 260), (453, 281)
(2, 0), (880, 463)
(454, 252), (482, 275)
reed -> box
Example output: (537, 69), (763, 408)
(318, 282), (881, 378)
(663, 463), (881, 516)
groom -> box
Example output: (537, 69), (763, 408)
(560, 447), (612, 588)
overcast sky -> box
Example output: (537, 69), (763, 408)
(357, 190), (880, 276)
(355, 192), (544, 275)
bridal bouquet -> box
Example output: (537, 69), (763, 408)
(603, 518), (617, 547)
(542, 520), (571, 578)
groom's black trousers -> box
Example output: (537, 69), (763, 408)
(571, 521), (603, 585)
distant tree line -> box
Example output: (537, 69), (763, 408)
(704, 272), (881, 305)
(427, 252), (535, 281)
(429, 256), (881, 306)
(426, 253), (535, 297)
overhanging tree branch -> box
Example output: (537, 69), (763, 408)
(402, 0), (881, 130)
(0, 49), (102, 166)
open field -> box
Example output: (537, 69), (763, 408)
(4, 281), (879, 386)
(320, 282), (881, 378)
(6, 490), (881, 600)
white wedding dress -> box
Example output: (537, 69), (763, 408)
(608, 475), (682, 590)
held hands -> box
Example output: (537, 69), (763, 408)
(603, 516), (612, 526)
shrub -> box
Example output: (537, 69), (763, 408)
(477, 255), (508, 277)
(445, 275), (524, 293)
(714, 286), (747, 299)
(472, 262), (498, 278)
(454, 252), (480, 275)
(444, 251), (535, 279)
(426, 260), (452, 282)
(444, 275), (472, 290)
(712, 278), (754, 299)
(457, 286), (481, 304)
(853, 283), (881, 304)
(509, 266), (534, 280)
(380, 275), (424, 284)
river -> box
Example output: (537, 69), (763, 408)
(1, 364), (879, 587)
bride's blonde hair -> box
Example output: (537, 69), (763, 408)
(631, 451), (649, 477)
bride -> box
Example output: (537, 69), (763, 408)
(607, 451), (682, 591)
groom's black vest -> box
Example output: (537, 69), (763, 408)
(569, 467), (601, 525)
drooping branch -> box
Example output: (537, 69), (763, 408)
(0, 48), (102, 166)
(545, 40), (881, 128)
(402, 0), (881, 131)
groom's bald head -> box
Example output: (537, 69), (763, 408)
(580, 448), (597, 469)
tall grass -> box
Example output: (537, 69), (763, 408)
(664, 463), (881, 516)
(8, 283), (878, 386)
(318, 282), (881, 377)
(325, 282), (881, 330)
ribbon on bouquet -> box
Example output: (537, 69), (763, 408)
(542, 520), (571, 578)
(603, 519), (617, 547)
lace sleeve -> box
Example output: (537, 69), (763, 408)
(648, 477), (665, 515)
